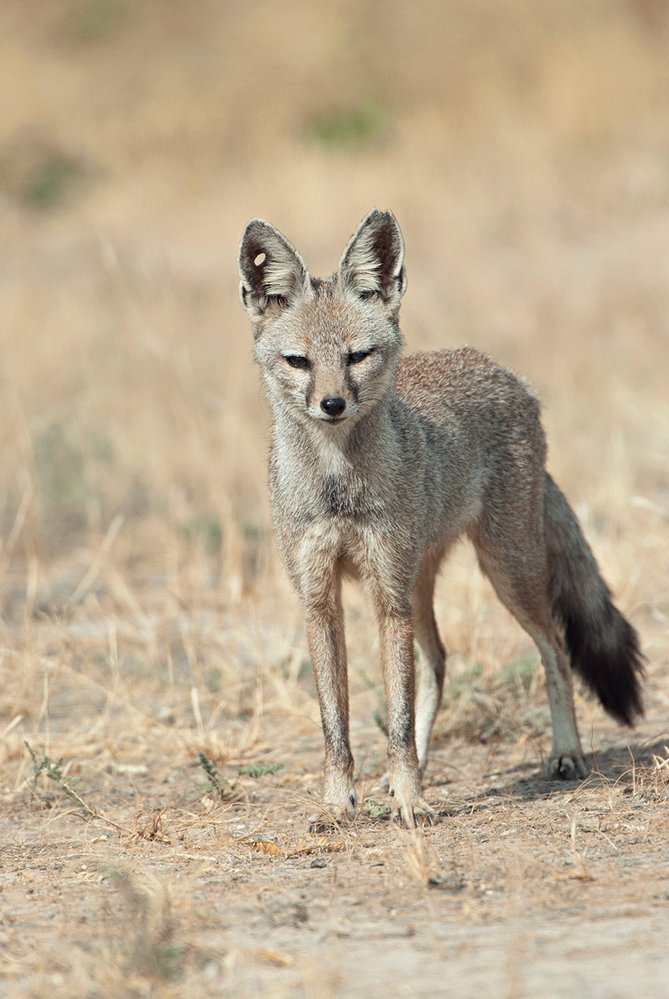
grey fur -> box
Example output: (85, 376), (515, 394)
(238, 209), (644, 825)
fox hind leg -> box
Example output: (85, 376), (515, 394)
(521, 621), (587, 779)
(473, 527), (587, 780)
(412, 549), (449, 774)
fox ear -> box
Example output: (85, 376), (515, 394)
(338, 209), (407, 306)
(238, 219), (309, 319)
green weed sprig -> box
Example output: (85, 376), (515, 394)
(197, 751), (237, 800)
(26, 740), (94, 816)
(25, 741), (127, 832)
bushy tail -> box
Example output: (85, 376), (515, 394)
(543, 472), (644, 726)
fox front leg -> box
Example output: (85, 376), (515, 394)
(377, 606), (435, 825)
(303, 592), (357, 827)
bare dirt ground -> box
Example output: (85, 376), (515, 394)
(1, 598), (668, 998)
(1, 2), (669, 996)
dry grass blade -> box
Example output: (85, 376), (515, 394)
(399, 826), (434, 887)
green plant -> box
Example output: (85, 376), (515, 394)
(22, 154), (82, 209)
(26, 742), (127, 833)
(372, 708), (389, 736)
(306, 99), (387, 150)
(33, 422), (90, 536)
(26, 741), (94, 817)
(197, 752), (236, 799)
(63, 0), (131, 43)
(178, 512), (223, 553)
(237, 762), (284, 778)
(495, 653), (538, 693)
(445, 662), (483, 702)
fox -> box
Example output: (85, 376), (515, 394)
(237, 208), (644, 825)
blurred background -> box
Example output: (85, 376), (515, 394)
(0, 0), (667, 629)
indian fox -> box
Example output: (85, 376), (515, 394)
(237, 209), (644, 825)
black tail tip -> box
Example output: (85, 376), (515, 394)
(564, 607), (645, 727)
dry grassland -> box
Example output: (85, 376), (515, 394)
(0, 2), (668, 996)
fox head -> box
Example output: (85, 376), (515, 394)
(238, 210), (407, 428)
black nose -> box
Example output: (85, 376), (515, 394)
(320, 396), (346, 418)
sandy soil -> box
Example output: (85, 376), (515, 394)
(1, 578), (668, 997)
(3, 724), (669, 998)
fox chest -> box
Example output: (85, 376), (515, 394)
(320, 471), (379, 518)
(271, 466), (423, 601)
(272, 465), (383, 522)
(270, 432), (390, 517)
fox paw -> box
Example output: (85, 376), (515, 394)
(411, 796), (437, 826)
(308, 789), (358, 832)
(390, 794), (437, 828)
(547, 751), (588, 781)
(388, 778), (436, 827)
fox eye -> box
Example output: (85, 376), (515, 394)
(284, 355), (311, 369)
(359, 290), (378, 301)
(347, 349), (374, 366)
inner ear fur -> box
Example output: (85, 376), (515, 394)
(338, 209), (407, 302)
(238, 219), (309, 316)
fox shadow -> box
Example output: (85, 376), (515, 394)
(434, 737), (668, 815)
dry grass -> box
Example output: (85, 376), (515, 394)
(0, 1), (668, 996)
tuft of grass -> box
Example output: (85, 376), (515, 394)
(178, 512), (223, 554)
(399, 826), (434, 887)
(441, 655), (543, 744)
(624, 746), (669, 801)
(521, 705), (551, 736)
(61, 0), (131, 44)
(445, 662), (484, 702)
(0, 135), (88, 210)
(205, 667), (222, 693)
(33, 422), (90, 536)
(494, 653), (538, 694)
(306, 99), (387, 150)
(22, 153), (83, 210)
(105, 868), (186, 983)
(281, 656), (313, 686)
